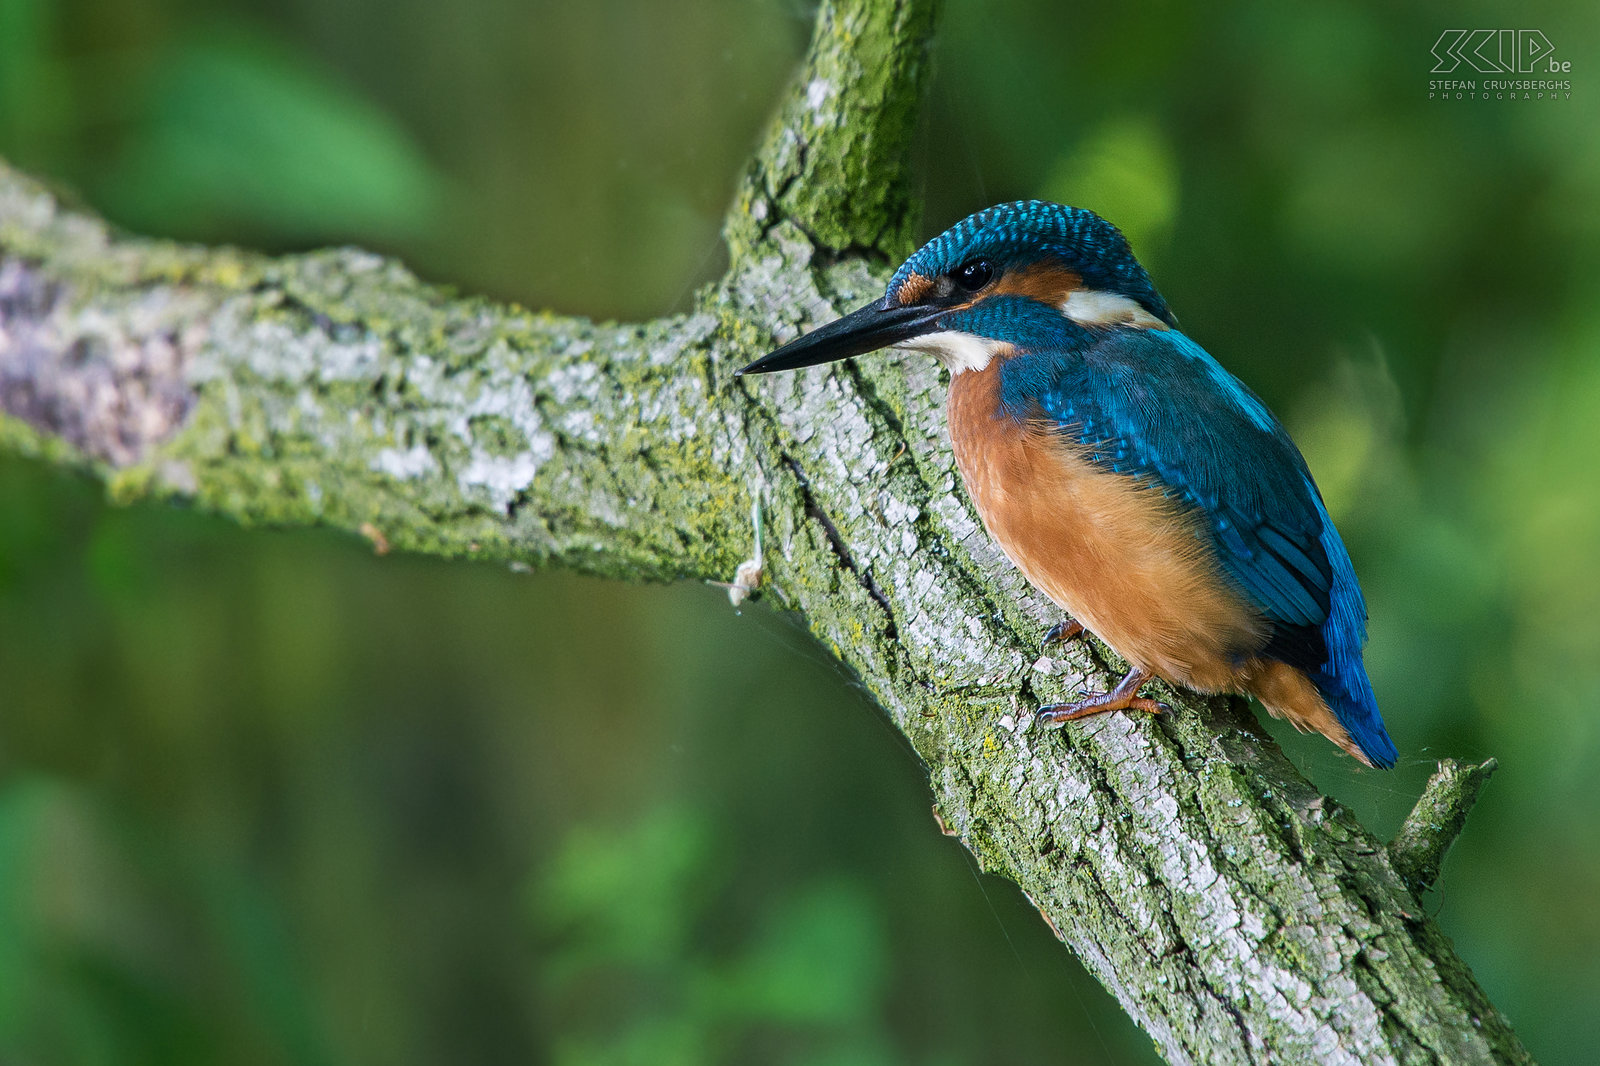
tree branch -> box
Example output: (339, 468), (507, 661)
(0, 0), (1532, 1061)
(1388, 759), (1498, 895)
(727, 0), (940, 261)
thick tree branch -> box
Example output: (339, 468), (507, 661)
(727, 0), (940, 261)
(0, 1), (1531, 1062)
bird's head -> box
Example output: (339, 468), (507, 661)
(737, 200), (1175, 378)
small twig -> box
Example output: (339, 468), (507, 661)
(1388, 758), (1498, 894)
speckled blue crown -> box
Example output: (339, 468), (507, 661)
(890, 200), (1174, 326)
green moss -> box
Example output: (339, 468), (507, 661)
(0, 412), (84, 467)
(466, 415), (524, 455)
(724, 0), (935, 262)
(104, 464), (157, 506)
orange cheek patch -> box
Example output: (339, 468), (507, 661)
(894, 272), (933, 305)
(991, 264), (1083, 304)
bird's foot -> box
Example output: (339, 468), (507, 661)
(1040, 618), (1085, 652)
(1035, 667), (1168, 727)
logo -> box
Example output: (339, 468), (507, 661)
(1431, 31), (1568, 74)
(1429, 30), (1573, 100)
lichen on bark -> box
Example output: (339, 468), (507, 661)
(0, 0), (1532, 1062)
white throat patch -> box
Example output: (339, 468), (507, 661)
(894, 331), (1007, 374)
(1060, 289), (1168, 330)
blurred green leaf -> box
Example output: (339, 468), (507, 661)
(711, 879), (886, 1026)
(552, 1015), (709, 1066)
(1043, 116), (1179, 261)
(535, 805), (714, 976)
(0, 0), (56, 160)
(104, 24), (441, 244)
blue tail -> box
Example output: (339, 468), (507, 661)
(1310, 495), (1397, 769)
(1314, 665), (1396, 769)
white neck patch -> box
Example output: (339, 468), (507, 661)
(1060, 289), (1168, 330)
(894, 330), (1007, 374)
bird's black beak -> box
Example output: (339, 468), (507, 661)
(736, 298), (943, 376)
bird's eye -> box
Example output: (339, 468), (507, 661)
(953, 259), (993, 291)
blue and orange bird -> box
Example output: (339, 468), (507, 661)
(738, 201), (1397, 768)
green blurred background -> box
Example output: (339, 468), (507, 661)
(1, 0), (1597, 1063)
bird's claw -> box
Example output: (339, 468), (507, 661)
(1041, 618), (1085, 652)
(1034, 671), (1168, 727)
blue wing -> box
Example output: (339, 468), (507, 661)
(1001, 328), (1331, 654)
(998, 327), (1396, 766)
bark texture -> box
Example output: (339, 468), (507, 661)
(0, 1), (1531, 1062)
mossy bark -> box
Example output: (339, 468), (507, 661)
(0, 1), (1532, 1062)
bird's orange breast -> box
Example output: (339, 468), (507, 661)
(946, 358), (1266, 691)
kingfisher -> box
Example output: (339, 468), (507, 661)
(737, 200), (1397, 768)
